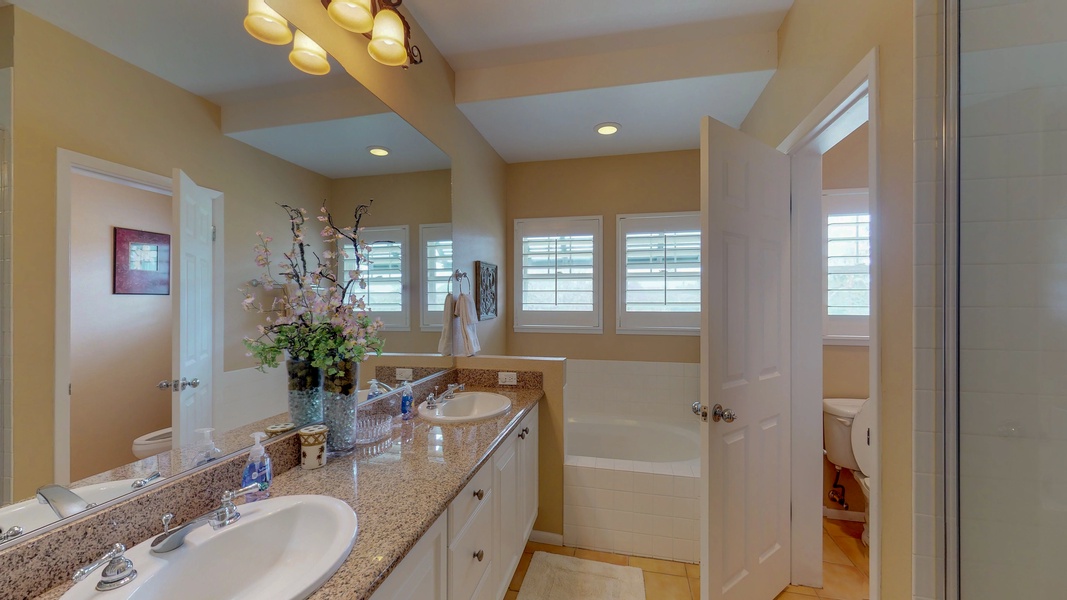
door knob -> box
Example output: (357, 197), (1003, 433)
(157, 380), (172, 391)
(175, 377), (200, 391)
(711, 404), (737, 423)
(692, 401), (708, 422)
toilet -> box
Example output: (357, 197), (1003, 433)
(132, 427), (172, 459)
(822, 397), (875, 546)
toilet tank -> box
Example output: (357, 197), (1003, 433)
(822, 398), (865, 472)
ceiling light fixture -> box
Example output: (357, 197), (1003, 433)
(367, 146), (391, 156)
(322, 0), (423, 68)
(596, 122), (621, 136)
(243, 0), (294, 45)
(290, 30), (331, 76)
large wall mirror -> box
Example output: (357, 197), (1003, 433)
(0, 0), (452, 544)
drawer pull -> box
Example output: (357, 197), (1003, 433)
(474, 550), (484, 562)
(522, 427), (530, 435)
(473, 489), (485, 501)
(518, 431), (526, 440)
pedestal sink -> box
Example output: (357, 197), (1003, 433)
(61, 495), (357, 600)
(417, 391), (513, 424)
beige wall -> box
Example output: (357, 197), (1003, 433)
(823, 123), (870, 190)
(505, 151), (701, 362)
(742, 1), (914, 595)
(69, 174), (172, 481)
(329, 169), (452, 355)
(272, 0), (509, 356)
(10, 9), (331, 498)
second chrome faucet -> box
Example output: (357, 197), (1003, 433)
(150, 482), (266, 553)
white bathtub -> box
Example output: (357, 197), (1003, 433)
(563, 414), (701, 563)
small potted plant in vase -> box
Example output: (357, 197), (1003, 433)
(243, 202), (384, 452)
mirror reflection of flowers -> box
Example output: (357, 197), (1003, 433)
(241, 201), (385, 378)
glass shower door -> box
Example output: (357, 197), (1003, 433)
(958, 0), (1067, 597)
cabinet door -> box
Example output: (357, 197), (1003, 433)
(493, 433), (520, 598)
(369, 510), (448, 600)
(519, 405), (540, 539)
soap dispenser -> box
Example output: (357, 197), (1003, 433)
(367, 379), (383, 400)
(400, 381), (414, 420)
(241, 432), (272, 502)
(193, 428), (222, 466)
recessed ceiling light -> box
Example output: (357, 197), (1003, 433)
(596, 122), (620, 136)
(367, 146), (391, 157)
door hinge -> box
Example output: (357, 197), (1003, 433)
(867, 428), (871, 445)
(212, 225), (216, 242)
(69, 383), (72, 395)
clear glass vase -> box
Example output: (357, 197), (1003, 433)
(286, 358), (323, 427)
(323, 360), (360, 454)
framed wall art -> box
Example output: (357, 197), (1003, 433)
(114, 227), (171, 295)
(474, 261), (498, 321)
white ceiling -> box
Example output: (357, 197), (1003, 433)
(459, 71), (774, 163)
(10, 0), (448, 177)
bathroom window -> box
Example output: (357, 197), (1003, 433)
(420, 223), (452, 331)
(340, 225), (409, 331)
(616, 212), (701, 334)
(823, 189), (870, 344)
(514, 216), (602, 333)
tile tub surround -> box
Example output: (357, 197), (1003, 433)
(33, 384), (542, 600)
(564, 359), (700, 419)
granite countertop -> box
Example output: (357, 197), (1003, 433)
(36, 386), (542, 600)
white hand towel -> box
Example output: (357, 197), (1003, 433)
(438, 293), (455, 356)
(455, 293), (481, 357)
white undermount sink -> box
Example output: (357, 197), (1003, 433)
(417, 391), (513, 424)
(61, 494), (357, 600)
(0, 478), (164, 536)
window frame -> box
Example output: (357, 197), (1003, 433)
(341, 224), (410, 331)
(419, 223), (452, 332)
(513, 216), (603, 334)
(615, 211), (701, 335)
(822, 188), (870, 345)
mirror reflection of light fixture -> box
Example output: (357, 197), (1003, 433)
(290, 30), (331, 76)
(327, 0), (374, 34)
(244, 0), (293, 45)
(321, 0), (423, 68)
(367, 146), (390, 157)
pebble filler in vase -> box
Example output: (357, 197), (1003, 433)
(286, 357), (324, 427)
(323, 360), (360, 454)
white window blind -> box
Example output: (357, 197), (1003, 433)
(420, 223), (452, 330)
(514, 216), (602, 332)
(341, 225), (409, 330)
(822, 189), (870, 343)
(617, 212), (701, 334)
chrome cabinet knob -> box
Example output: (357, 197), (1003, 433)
(711, 404), (737, 423)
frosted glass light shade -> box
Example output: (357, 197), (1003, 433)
(327, 0), (374, 34)
(290, 30), (330, 75)
(244, 0), (293, 45)
(368, 8), (408, 66)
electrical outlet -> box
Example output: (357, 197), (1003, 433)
(498, 371), (518, 386)
(395, 367), (414, 381)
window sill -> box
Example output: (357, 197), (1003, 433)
(823, 335), (870, 347)
(513, 326), (603, 335)
(616, 327), (699, 337)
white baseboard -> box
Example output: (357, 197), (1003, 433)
(529, 530), (564, 546)
(823, 506), (866, 522)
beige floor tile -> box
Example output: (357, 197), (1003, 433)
(524, 541), (575, 556)
(509, 553), (533, 591)
(574, 548), (629, 566)
(824, 518), (865, 541)
(643, 572), (691, 600)
(504, 591), (519, 600)
(784, 584), (819, 596)
(818, 562), (870, 600)
(777, 593), (819, 600)
(823, 532), (853, 566)
(688, 577), (700, 600)
(685, 563), (700, 579)
(629, 555), (688, 576)
(831, 534), (870, 574)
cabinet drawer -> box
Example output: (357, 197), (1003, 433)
(449, 498), (493, 600)
(449, 462), (492, 542)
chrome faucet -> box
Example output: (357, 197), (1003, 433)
(376, 380), (396, 392)
(443, 383), (465, 399)
(150, 483), (265, 553)
(36, 484), (93, 519)
(0, 526), (23, 543)
(73, 543), (138, 591)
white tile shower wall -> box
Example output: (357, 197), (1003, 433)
(955, 0), (1067, 597)
(564, 359), (700, 421)
(563, 461), (700, 563)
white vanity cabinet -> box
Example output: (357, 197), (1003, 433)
(369, 404), (540, 600)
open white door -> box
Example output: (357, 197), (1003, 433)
(700, 116), (791, 600)
(172, 169), (215, 449)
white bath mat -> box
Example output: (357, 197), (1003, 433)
(517, 551), (646, 600)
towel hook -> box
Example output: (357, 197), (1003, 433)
(452, 269), (470, 295)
